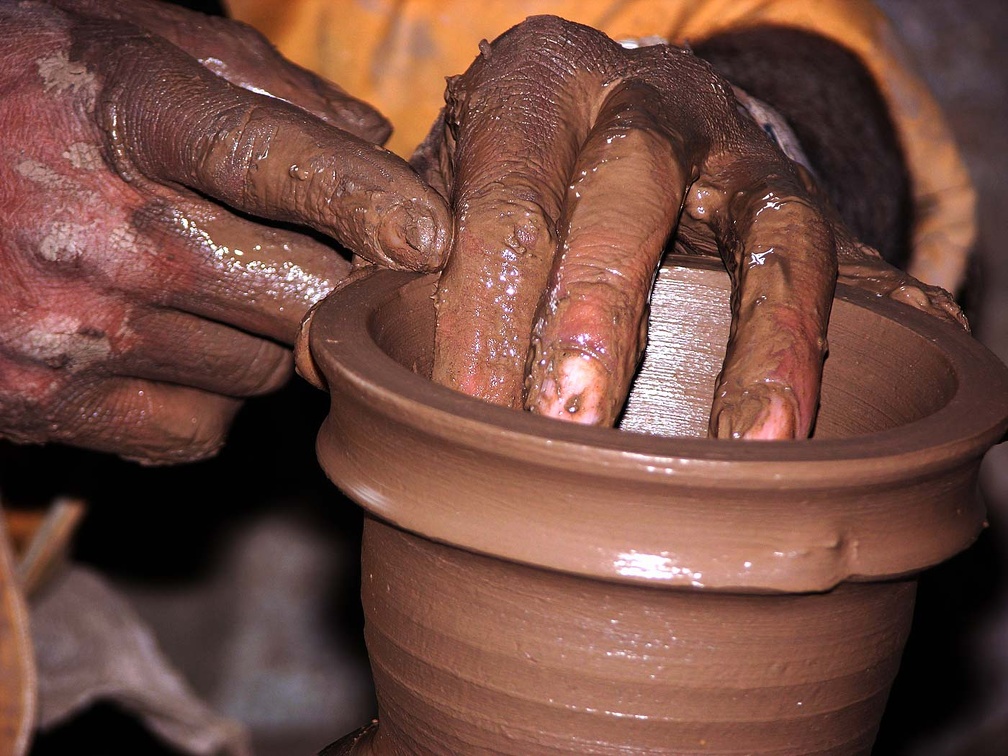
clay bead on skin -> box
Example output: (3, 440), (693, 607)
(424, 16), (965, 440)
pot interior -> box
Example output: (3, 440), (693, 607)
(311, 257), (1008, 590)
(367, 258), (956, 440)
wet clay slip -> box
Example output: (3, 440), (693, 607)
(309, 257), (1008, 754)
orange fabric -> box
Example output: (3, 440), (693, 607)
(225, 0), (975, 292)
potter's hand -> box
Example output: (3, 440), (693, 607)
(0, 0), (449, 463)
(418, 15), (964, 439)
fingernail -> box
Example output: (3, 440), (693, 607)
(379, 202), (449, 272)
(529, 352), (610, 426)
(294, 304), (326, 390)
(405, 212), (436, 253)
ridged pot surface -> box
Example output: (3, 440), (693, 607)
(344, 519), (915, 755)
(310, 258), (1008, 754)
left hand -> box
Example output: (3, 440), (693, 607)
(414, 16), (964, 439)
(0, 0), (450, 463)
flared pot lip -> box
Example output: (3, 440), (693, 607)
(312, 263), (1008, 478)
(308, 261), (1008, 591)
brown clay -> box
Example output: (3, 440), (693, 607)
(308, 258), (1008, 753)
(354, 521), (913, 754)
(428, 17), (840, 439)
(424, 17), (964, 441)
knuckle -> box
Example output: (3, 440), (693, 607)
(483, 16), (608, 80)
(503, 16), (564, 49)
(461, 195), (558, 263)
(0, 369), (65, 445)
(228, 105), (277, 207)
(30, 219), (90, 270)
(505, 201), (556, 257)
(2, 310), (115, 375)
(233, 341), (292, 396)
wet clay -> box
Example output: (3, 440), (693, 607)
(337, 518), (915, 755)
(425, 16), (965, 440)
(309, 258), (1008, 753)
(425, 16), (963, 441)
(312, 260), (1005, 590)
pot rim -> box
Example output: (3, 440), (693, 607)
(313, 263), (1008, 475)
(309, 259), (1008, 591)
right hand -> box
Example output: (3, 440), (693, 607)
(0, 0), (450, 464)
(415, 16), (964, 440)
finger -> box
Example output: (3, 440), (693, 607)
(117, 306), (292, 397)
(166, 14), (392, 143)
(55, 0), (391, 143)
(61, 192), (345, 347)
(431, 18), (615, 407)
(51, 377), (242, 465)
(700, 181), (836, 440)
(887, 282), (969, 329)
(525, 81), (688, 425)
(597, 43), (836, 440)
(81, 24), (449, 271)
(711, 383), (800, 440)
(146, 190), (354, 342)
(837, 257), (969, 331)
(0, 289), (257, 462)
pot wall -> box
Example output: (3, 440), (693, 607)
(352, 518), (915, 755)
(309, 262), (1008, 754)
(311, 267), (1002, 593)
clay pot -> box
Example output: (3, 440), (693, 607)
(308, 257), (1008, 755)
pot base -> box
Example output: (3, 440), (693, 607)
(332, 518), (914, 755)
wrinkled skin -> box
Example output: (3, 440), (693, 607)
(0, 5), (967, 466)
(421, 16), (966, 439)
(0, 0), (449, 464)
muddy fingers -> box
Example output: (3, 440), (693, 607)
(702, 185), (836, 439)
(431, 18), (604, 407)
(526, 81), (689, 425)
(82, 24), (449, 271)
(426, 16), (860, 441)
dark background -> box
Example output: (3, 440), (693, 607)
(4, 0), (1007, 754)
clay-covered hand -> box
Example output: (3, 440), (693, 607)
(0, 0), (449, 463)
(418, 15), (964, 439)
